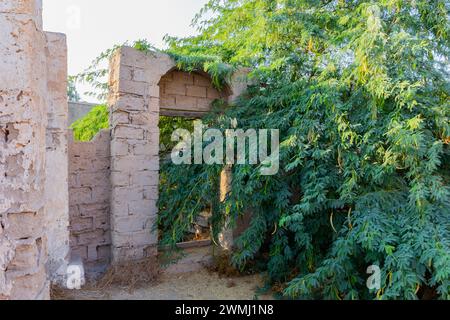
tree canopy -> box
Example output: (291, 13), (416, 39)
(159, 0), (450, 300)
(73, 0), (449, 300)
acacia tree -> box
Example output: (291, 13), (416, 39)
(158, 0), (450, 300)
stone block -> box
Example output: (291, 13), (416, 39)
(160, 96), (175, 107)
(129, 112), (159, 127)
(165, 81), (186, 96)
(91, 158), (110, 171)
(112, 230), (155, 247)
(172, 71), (194, 85)
(113, 216), (146, 233)
(112, 94), (146, 112)
(132, 68), (147, 82)
(8, 266), (48, 300)
(79, 172), (108, 187)
(68, 173), (79, 188)
(112, 155), (159, 172)
(6, 212), (43, 241)
(111, 172), (130, 187)
(112, 247), (145, 262)
(70, 217), (93, 233)
(91, 186), (110, 203)
(97, 245), (111, 261)
(69, 205), (80, 218)
(8, 243), (39, 271)
(76, 230), (108, 246)
(113, 125), (144, 140)
(143, 186), (159, 201)
(87, 245), (98, 261)
(118, 79), (147, 96)
(175, 95), (198, 109)
(148, 97), (159, 112)
(93, 215), (110, 231)
(187, 85), (207, 98)
(110, 139), (129, 157)
(207, 88), (221, 99)
(70, 246), (88, 260)
(69, 187), (92, 206)
(70, 155), (94, 172)
(119, 46), (150, 69)
(78, 204), (109, 218)
(112, 186), (143, 203)
(197, 98), (214, 111)
(133, 142), (159, 156)
(130, 171), (159, 186)
(194, 74), (212, 87)
(128, 200), (157, 216)
(111, 111), (130, 126)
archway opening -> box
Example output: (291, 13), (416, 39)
(157, 69), (231, 247)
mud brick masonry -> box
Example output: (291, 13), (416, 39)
(0, 0), (249, 300)
(68, 130), (111, 277)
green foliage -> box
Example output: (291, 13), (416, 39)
(75, 39), (233, 99)
(167, 51), (235, 89)
(71, 105), (109, 141)
(158, 0), (450, 300)
(74, 40), (157, 100)
(159, 116), (194, 155)
(70, 104), (193, 150)
(68, 76), (81, 102)
(70, 0), (449, 299)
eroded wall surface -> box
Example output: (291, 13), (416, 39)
(0, 0), (50, 300)
(68, 130), (111, 278)
(45, 31), (70, 283)
(1, 24), (248, 296)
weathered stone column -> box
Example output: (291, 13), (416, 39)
(0, 0), (50, 300)
(218, 165), (234, 251)
(44, 32), (70, 283)
(108, 47), (174, 262)
(217, 68), (251, 252)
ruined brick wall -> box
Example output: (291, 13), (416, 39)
(68, 130), (112, 277)
(159, 70), (226, 116)
(107, 47), (248, 262)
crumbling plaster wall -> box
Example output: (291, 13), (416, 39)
(1, 16), (249, 297)
(0, 0), (70, 299)
(0, 0), (50, 300)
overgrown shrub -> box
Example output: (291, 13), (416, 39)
(71, 104), (109, 141)
(73, 0), (449, 300)
(159, 0), (450, 300)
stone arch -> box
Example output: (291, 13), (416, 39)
(159, 69), (231, 118)
(108, 47), (248, 263)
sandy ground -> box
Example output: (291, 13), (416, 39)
(61, 272), (270, 300)
(56, 246), (273, 300)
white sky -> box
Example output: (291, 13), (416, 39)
(43, 0), (208, 103)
